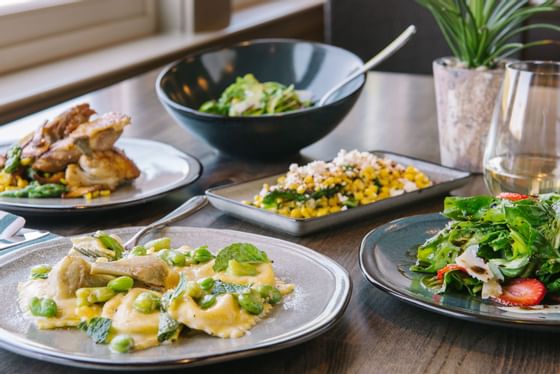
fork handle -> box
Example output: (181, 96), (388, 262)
(124, 195), (208, 250)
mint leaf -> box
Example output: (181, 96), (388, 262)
(213, 243), (269, 272)
(84, 317), (112, 344)
(210, 280), (250, 295)
(161, 273), (187, 310)
(157, 312), (181, 343)
(77, 320), (88, 332)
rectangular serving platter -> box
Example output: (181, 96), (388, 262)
(206, 151), (472, 236)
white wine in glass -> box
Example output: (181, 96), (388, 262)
(484, 61), (560, 195)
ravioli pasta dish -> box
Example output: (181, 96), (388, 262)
(17, 233), (294, 353)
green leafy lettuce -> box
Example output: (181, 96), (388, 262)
(412, 194), (560, 296)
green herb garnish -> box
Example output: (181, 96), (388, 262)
(213, 243), (269, 272)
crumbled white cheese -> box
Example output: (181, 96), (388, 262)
(455, 245), (494, 282)
(455, 245), (503, 299)
(390, 189), (404, 197)
(482, 278), (503, 299)
(332, 149), (381, 170)
(400, 178), (419, 192)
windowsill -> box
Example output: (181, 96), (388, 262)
(0, 0), (324, 125)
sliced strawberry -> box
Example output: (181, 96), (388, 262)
(436, 264), (466, 280)
(496, 192), (530, 201)
(493, 278), (546, 306)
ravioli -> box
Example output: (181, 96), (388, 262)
(214, 262), (276, 286)
(178, 261), (215, 281)
(168, 293), (272, 338)
(18, 279), (101, 329)
(102, 288), (161, 350)
(19, 235), (295, 354)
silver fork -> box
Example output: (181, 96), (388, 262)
(73, 195), (208, 259)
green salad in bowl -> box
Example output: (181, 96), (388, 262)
(412, 192), (560, 307)
(199, 74), (312, 116)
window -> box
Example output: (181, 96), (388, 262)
(0, 0), (156, 74)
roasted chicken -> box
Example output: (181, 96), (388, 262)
(0, 104), (140, 198)
(64, 149), (140, 198)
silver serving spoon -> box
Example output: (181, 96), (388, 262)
(123, 195), (208, 250)
(74, 195), (208, 259)
(318, 25), (417, 107)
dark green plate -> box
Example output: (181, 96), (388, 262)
(359, 213), (560, 330)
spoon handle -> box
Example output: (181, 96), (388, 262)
(124, 195), (208, 250)
(318, 25), (417, 106)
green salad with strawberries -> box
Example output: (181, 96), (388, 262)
(412, 192), (560, 306)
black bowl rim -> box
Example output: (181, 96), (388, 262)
(155, 38), (366, 120)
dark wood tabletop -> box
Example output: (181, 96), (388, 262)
(0, 70), (555, 374)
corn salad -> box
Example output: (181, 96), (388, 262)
(249, 150), (432, 219)
(0, 171), (29, 192)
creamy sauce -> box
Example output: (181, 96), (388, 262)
(18, 279), (101, 329)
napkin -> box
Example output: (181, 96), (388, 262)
(0, 210), (25, 240)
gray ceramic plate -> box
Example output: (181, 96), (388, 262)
(0, 226), (351, 370)
(0, 138), (202, 214)
(206, 151), (471, 236)
(359, 213), (560, 330)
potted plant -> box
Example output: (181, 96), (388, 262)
(416, 0), (560, 172)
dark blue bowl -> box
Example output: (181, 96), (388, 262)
(156, 39), (365, 158)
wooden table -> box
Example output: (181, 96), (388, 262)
(0, 70), (553, 374)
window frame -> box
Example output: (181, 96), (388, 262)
(0, 0), (157, 74)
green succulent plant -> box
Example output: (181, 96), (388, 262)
(417, 0), (560, 68)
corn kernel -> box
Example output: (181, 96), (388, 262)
(290, 208), (303, 219)
(329, 206), (341, 213)
(20, 158), (32, 166)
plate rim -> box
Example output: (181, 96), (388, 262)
(0, 226), (352, 370)
(0, 138), (203, 214)
(359, 213), (560, 330)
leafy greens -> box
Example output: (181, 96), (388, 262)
(199, 74), (312, 116)
(412, 194), (560, 295)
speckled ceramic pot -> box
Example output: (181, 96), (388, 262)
(433, 58), (505, 173)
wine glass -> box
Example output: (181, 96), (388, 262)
(484, 61), (560, 195)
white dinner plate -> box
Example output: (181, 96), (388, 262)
(0, 226), (351, 370)
(0, 138), (202, 214)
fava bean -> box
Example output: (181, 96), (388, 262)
(95, 232), (124, 259)
(185, 281), (204, 298)
(110, 335), (134, 353)
(29, 297), (57, 317)
(130, 245), (147, 256)
(199, 294), (216, 309)
(133, 292), (160, 313)
(198, 277), (215, 291)
(168, 251), (186, 267)
(30, 264), (52, 279)
(144, 237), (171, 252)
(107, 276), (134, 292)
(192, 247), (214, 264)
(256, 285), (282, 304)
(237, 291), (264, 315)
(77, 287), (116, 306)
